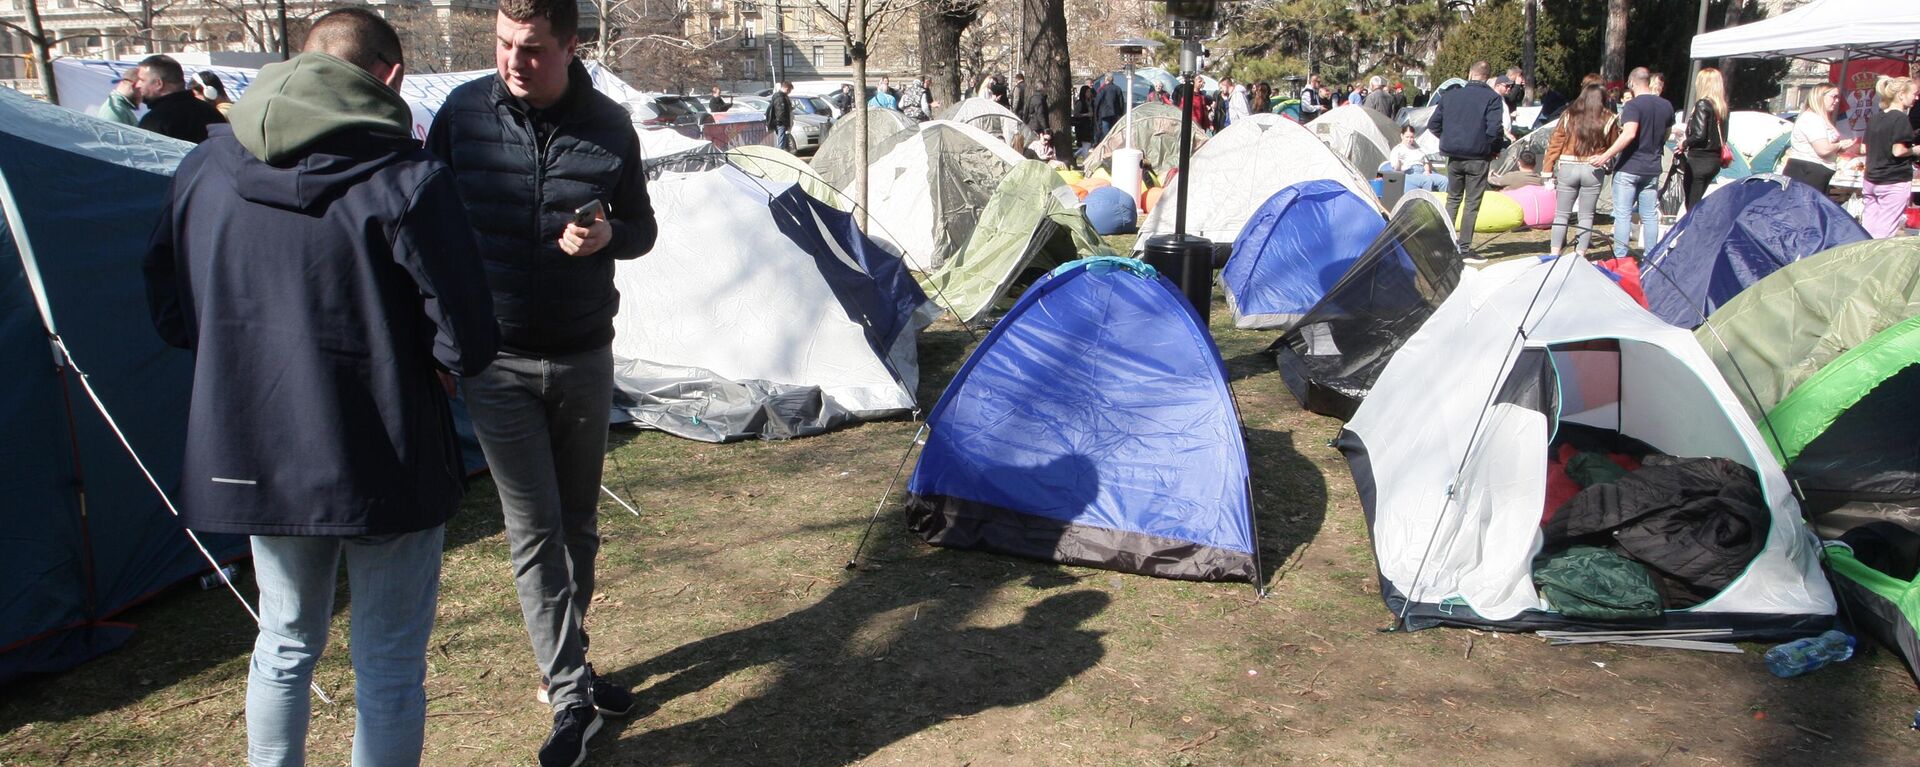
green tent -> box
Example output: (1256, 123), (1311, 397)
(920, 160), (1113, 324)
(1699, 237), (1920, 687)
(1081, 102), (1209, 178)
(810, 107), (918, 190)
(728, 144), (853, 210)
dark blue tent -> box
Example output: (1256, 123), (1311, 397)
(0, 88), (247, 683)
(1643, 175), (1869, 328)
(903, 257), (1257, 582)
(1222, 180), (1387, 329)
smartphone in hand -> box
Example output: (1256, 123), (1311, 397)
(571, 199), (605, 228)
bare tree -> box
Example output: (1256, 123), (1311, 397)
(3, 0), (57, 103)
(806, 0), (925, 224)
(918, 0), (983, 106)
(591, 0), (746, 91)
(388, 5), (496, 72)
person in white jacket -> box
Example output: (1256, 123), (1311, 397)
(1224, 77), (1250, 126)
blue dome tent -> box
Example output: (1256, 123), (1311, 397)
(904, 258), (1258, 583)
(0, 88), (248, 683)
(1221, 180), (1388, 329)
(1642, 175), (1869, 328)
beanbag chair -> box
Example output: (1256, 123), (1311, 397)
(1502, 184), (1555, 228)
(1084, 185), (1138, 235)
(1070, 177), (1110, 201)
(1057, 169), (1085, 186)
(1436, 191), (1524, 233)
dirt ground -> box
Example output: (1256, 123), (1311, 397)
(2, 228), (1917, 767)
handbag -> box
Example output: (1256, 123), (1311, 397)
(1716, 112), (1732, 168)
(1658, 161), (1686, 217)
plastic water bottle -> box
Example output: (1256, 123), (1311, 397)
(198, 565), (236, 591)
(1763, 630), (1855, 678)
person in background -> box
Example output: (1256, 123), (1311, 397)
(1073, 78), (1096, 146)
(707, 85), (729, 113)
(1250, 81), (1272, 114)
(1503, 66), (1527, 112)
(1680, 67), (1730, 210)
(1544, 84), (1620, 259)
(1386, 124), (1446, 192)
(1491, 75), (1517, 141)
(97, 69), (142, 125)
(766, 81), (794, 150)
(1389, 82), (1408, 117)
(1784, 84), (1855, 194)
(426, 0), (658, 761)
(1347, 83), (1364, 106)
(1492, 149), (1543, 189)
(135, 54), (226, 143)
(898, 75), (931, 121)
(1146, 81), (1172, 105)
(1223, 77), (1249, 127)
(831, 83), (854, 115)
(1428, 60), (1505, 255)
(1363, 75), (1393, 116)
(142, 9), (498, 765)
(1649, 72), (1667, 98)
(1299, 73), (1325, 119)
(1009, 72), (1028, 117)
(1095, 73), (1125, 138)
(1591, 67), (1676, 258)
(1862, 76), (1917, 239)
(867, 82), (897, 110)
(192, 71), (233, 116)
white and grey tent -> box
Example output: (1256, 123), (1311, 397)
(810, 107), (919, 190)
(609, 166), (937, 441)
(1137, 114), (1381, 249)
(865, 120), (1027, 272)
(938, 97), (1037, 148)
(1340, 256), (1835, 636)
(1309, 105), (1398, 177)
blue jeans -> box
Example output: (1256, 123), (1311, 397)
(1611, 170), (1660, 257)
(246, 526), (445, 767)
(465, 346), (613, 711)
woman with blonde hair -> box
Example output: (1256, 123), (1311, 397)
(1543, 84), (1620, 257)
(1784, 83), (1856, 193)
(1680, 67), (1730, 209)
(1862, 75), (1917, 238)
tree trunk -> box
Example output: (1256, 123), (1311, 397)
(1019, 0), (1070, 158)
(23, 0), (57, 104)
(919, 0), (980, 110)
(853, 11), (870, 229)
(1719, 0), (1743, 102)
(1602, 0), (1627, 83)
(1522, 0), (1537, 103)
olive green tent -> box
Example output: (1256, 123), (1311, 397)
(1699, 237), (1920, 686)
(920, 160), (1114, 323)
(728, 144), (853, 210)
(1080, 101), (1209, 177)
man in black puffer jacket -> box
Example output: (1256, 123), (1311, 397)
(1428, 60), (1506, 254)
(426, 0), (655, 762)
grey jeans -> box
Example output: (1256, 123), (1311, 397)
(464, 345), (613, 711)
(1444, 157), (1490, 249)
(1551, 161), (1605, 254)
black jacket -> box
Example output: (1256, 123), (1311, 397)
(427, 60), (657, 357)
(1684, 100), (1726, 158)
(766, 90), (793, 129)
(138, 89), (226, 144)
(143, 56), (498, 536)
(1429, 80), (1505, 160)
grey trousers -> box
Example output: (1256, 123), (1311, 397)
(1444, 157), (1490, 249)
(1551, 161), (1605, 254)
(465, 345), (613, 711)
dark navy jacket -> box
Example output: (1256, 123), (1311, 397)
(426, 60), (657, 357)
(144, 127), (499, 536)
(1429, 80), (1506, 161)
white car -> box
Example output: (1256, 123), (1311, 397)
(729, 94), (832, 154)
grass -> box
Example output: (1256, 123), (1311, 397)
(2, 227), (1917, 766)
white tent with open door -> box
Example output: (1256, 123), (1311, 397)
(1339, 255), (1834, 636)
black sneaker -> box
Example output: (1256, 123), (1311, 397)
(536, 670), (636, 717)
(538, 703), (602, 767)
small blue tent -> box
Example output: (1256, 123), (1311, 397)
(1221, 180), (1387, 329)
(904, 258), (1258, 582)
(0, 88), (247, 682)
(1643, 175), (1869, 328)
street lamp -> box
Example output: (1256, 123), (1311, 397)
(1139, 0), (1219, 317)
(1103, 37), (1161, 152)
(1103, 37), (1161, 214)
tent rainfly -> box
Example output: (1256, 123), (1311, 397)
(1079, 101), (1210, 178)
(938, 97), (1038, 149)
(1309, 105), (1399, 178)
(1220, 180), (1387, 329)
(810, 107), (919, 190)
(864, 120), (1027, 272)
(921, 160), (1113, 324)
(1136, 114), (1381, 248)
(609, 166), (936, 441)
(906, 257), (1258, 583)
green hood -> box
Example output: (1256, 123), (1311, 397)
(228, 52), (412, 164)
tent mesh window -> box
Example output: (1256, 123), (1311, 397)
(1795, 364), (1920, 510)
(1270, 197), (1462, 420)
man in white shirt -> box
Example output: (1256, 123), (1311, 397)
(1224, 77), (1250, 126)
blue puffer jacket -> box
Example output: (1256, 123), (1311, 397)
(427, 60), (657, 357)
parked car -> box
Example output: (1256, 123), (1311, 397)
(728, 94), (830, 154)
(757, 81), (853, 118)
(630, 92), (768, 150)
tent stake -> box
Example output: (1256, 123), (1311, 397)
(846, 423), (927, 569)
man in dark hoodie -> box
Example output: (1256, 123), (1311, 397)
(142, 8), (497, 765)
(1428, 60), (1506, 254)
(134, 54), (226, 143)
(426, 0), (656, 763)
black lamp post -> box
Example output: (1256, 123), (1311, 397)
(1139, 0), (1219, 317)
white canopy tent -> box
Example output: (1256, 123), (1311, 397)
(1690, 0), (1920, 61)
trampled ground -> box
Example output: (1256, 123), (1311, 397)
(3, 229), (1917, 766)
